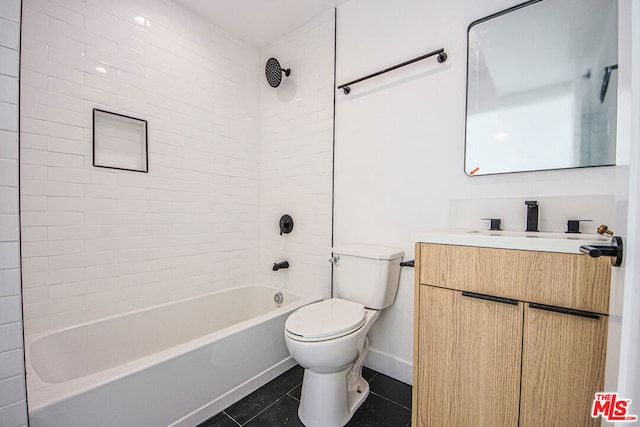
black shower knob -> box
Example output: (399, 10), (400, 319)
(279, 214), (294, 235)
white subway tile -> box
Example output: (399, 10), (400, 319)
(20, 163), (47, 182)
(23, 316), (50, 335)
(18, 0), (267, 334)
(47, 167), (117, 185)
(0, 215), (19, 242)
(0, 130), (18, 160)
(21, 7), (49, 41)
(49, 267), (86, 285)
(19, 132), (47, 151)
(37, 0), (84, 28)
(0, 295), (21, 325)
(48, 295), (85, 316)
(48, 75), (118, 105)
(21, 239), (84, 257)
(0, 75), (18, 104)
(0, 269), (20, 298)
(0, 188), (17, 214)
(0, 375), (25, 408)
(0, 46), (18, 78)
(21, 180), (84, 197)
(20, 195), (47, 211)
(0, 1), (20, 23)
(22, 299), (48, 320)
(21, 257), (49, 273)
(0, 102), (18, 132)
(22, 54), (86, 85)
(47, 136), (90, 156)
(0, 322), (22, 352)
(21, 117), (84, 141)
(84, 263), (117, 280)
(0, 242), (18, 269)
(0, 399), (28, 427)
(0, 18), (19, 50)
(21, 271), (49, 288)
(0, 349), (23, 380)
(48, 253), (86, 269)
(50, 277), (116, 300)
(21, 286), (49, 304)
(21, 211), (83, 226)
(20, 148), (84, 170)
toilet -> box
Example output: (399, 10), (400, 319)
(284, 245), (404, 427)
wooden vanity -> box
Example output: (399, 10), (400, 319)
(412, 242), (612, 426)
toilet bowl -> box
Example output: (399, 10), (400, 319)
(284, 244), (404, 427)
(285, 299), (380, 427)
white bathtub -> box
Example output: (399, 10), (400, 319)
(25, 284), (320, 427)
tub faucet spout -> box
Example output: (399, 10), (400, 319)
(273, 260), (289, 271)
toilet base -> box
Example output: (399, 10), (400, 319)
(298, 367), (369, 427)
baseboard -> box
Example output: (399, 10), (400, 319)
(364, 347), (413, 385)
(171, 357), (297, 427)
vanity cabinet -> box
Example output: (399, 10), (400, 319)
(413, 243), (611, 427)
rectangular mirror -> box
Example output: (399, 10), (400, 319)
(464, 0), (618, 176)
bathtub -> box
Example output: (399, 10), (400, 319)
(25, 285), (320, 427)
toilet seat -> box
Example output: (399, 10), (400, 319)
(285, 298), (365, 342)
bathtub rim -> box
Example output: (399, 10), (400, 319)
(25, 284), (321, 413)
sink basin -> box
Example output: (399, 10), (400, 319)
(411, 228), (611, 254)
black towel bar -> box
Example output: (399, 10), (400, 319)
(337, 48), (447, 95)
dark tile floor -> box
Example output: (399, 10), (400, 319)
(198, 365), (412, 427)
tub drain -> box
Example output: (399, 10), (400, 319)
(274, 292), (284, 305)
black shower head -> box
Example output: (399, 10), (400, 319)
(265, 57), (291, 88)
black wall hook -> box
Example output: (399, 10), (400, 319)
(579, 235), (623, 267)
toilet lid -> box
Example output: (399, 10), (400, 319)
(285, 298), (365, 341)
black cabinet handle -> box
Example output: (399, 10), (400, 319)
(528, 303), (600, 320)
(461, 291), (518, 306)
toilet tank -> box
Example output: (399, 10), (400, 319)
(332, 245), (404, 309)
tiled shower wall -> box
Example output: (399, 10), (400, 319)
(20, 0), (260, 335)
(258, 11), (335, 298)
(0, 0), (28, 425)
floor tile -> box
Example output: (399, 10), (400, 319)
(345, 392), (411, 427)
(200, 365), (413, 427)
(224, 366), (303, 425)
(362, 366), (378, 381)
(244, 395), (303, 427)
(197, 411), (239, 427)
(287, 384), (301, 401)
(369, 372), (412, 409)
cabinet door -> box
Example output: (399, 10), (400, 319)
(415, 285), (523, 426)
(520, 304), (608, 427)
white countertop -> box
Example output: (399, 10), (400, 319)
(411, 228), (611, 254)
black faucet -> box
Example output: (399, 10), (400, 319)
(272, 261), (289, 271)
(525, 200), (539, 232)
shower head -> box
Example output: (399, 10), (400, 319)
(265, 57), (291, 88)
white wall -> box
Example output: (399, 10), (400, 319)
(615, 0), (640, 414)
(259, 11), (335, 299)
(335, 0), (618, 384)
(0, 1), (28, 425)
(20, 0), (260, 336)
